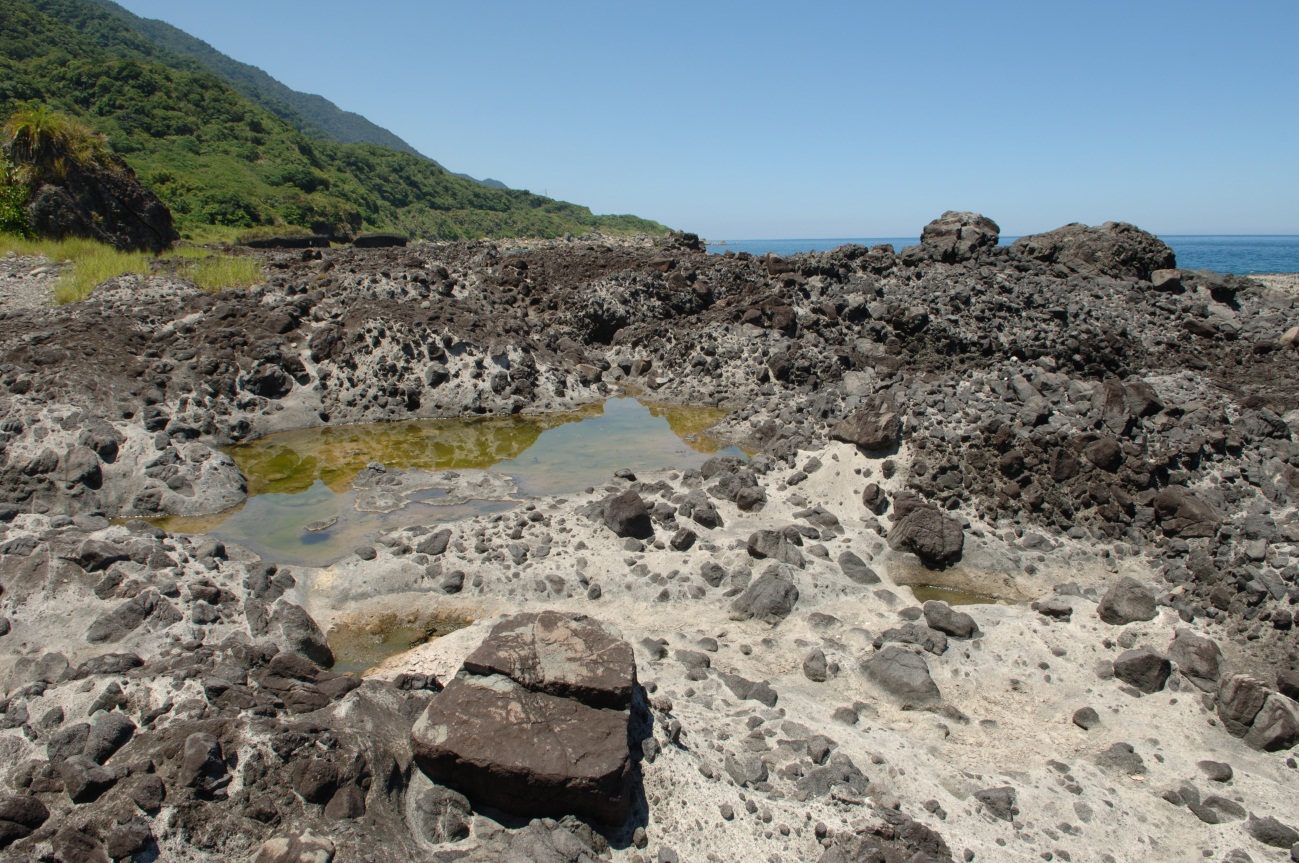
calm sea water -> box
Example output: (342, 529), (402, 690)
(708, 235), (1299, 275)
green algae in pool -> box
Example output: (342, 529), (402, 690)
(326, 611), (471, 676)
(159, 397), (740, 567)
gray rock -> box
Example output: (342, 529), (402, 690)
(861, 646), (940, 707)
(1096, 742), (1145, 775)
(1217, 674), (1271, 737)
(252, 830), (335, 863)
(462, 611), (635, 710)
(1096, 577), (1157, 625)
(922, 601), (978, 639)
(1072, 706), (1101, 730)
(1247, 815), (1299, 849)
(270, 602), (334, 668)
(728, 566), (799, 625)
(1243, 693), (1299, 752)
(746, 529), (805, 569)
(412, 674), (632, 823)
(721, 673), (778, 707)
(838, 550), (880, 585)
(974, 785), (1018, 822)
(1167, 629), (1222, 691)
(829, 396), (903, 452)
(83, 712), (135, 765)
(1112, 648), (1171, 694)
(887, 504), (964, 567)
(803, 648), (828, 682)
(410, 785), (471, 844)
(178, 732), (230, 799)
(603, 490), (653, 539)
(1197, 760), (1233, 782)
(861, 482), (889, 515)
(724, 754), (768, 787)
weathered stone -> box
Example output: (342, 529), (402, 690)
(252, 830), (336, 863)
(1096, 577), (1157, 625)
(270, 602), (334, 668)
(1243, 693), (1299, 752)
(1167, 630), (1222, 691)
(1010, 221), (1175, 280)
(861, 646), (940, 707)
(409, 785), (471, 844)
(1112, 648), (1171, 694)
(838, 550), (880, 585)
(922, 601), (978, 639)
(746, 529), (805, 568)
(1217, 674), (1271, 738)
(729, 566), (799, 624)
(603, 490), (653, 539)
(411, 674), (632, 823)
(178, 732), (229, 799)
(1153, 487), (1220, 538)
(974, 786), (1018, 822)
(888, 505), (964, 567)
(462, 611), (635, 710)
(830, 396), (903, 452)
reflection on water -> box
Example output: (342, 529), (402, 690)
(157, 398), (739, 567)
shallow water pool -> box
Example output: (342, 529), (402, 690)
(158, 397), (741, 566)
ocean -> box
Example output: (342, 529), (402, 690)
(707, 235), (1299, 275)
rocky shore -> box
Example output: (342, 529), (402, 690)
(1, 213), (1298, 862)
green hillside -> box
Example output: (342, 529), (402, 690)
(0, 0), (667, 241)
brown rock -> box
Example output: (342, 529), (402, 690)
(411, 674), (633, 824)
(462, 611), (636, 710)
(830, 396), (903, 452)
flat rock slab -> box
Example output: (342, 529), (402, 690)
(462, 611), (636, 710)
(412, 674), (632, 824)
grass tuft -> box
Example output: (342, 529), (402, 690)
(172, 252), (263, 292)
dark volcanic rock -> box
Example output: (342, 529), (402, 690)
(1096, 577), (1157, 625)
(603, 490), (654, 539)
(728, 566), (799, 624)
(1167, 630), (1222, 692)
(922, 601), (978, 639)
(1217, 674), (1271, 738)
(412, 674), (633, 823)
(830, 396), (903, 452)
(462, 611), (635, 710)
(818, 807), (955, 863)
(861, 646), (941, 707)
(888, 504), (964, 567)
(1153, 487), (1220, 538)
(914, 210), (1001, 263)
(25, 155), (178, 253)
(412, 612), (637, 824)
(0, 794), (49, 849)
(1010, 221), (1175, 280)
(1112, 647), (1171, 693)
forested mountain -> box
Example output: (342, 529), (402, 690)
(0, 0), (665, 240)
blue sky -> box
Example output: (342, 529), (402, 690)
(113, 0), (1299, 239)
